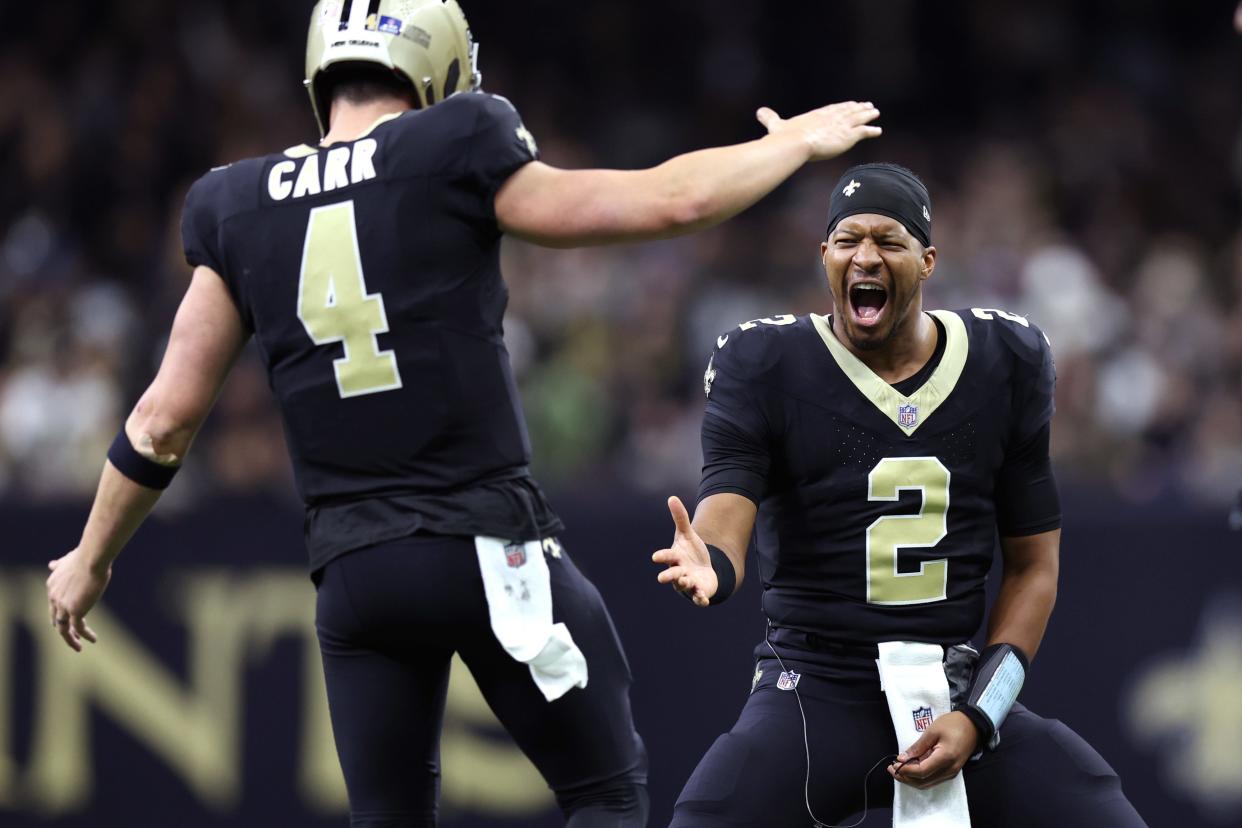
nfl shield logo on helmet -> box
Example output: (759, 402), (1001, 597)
(912, 706), (934, 732)
(777, 670), (801, 691)
(505, 543), (527, 568)
(898, 403), (918, 428)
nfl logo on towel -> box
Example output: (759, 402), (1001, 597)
(912, 706), (934, 732)
(777, 670), (801, 691)
(898, 403), (918, 428)
(504, 543), (527, 568)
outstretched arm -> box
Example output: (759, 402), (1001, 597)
(652, 492), (756, 607)
(496, 101), (881, 247)
(46, 265), (248, 651)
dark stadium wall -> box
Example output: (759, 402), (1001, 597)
(0, 490), (1237, 827)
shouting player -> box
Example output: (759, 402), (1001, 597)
(43, 1), (881, 826)
(654, 163), (1148, 826)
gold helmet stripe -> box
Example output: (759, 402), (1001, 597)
(346, 0), (370, 29)
(305, 0), (480, 136)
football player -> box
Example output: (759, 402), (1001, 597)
(43, 1), (882, 826)
(654, 163), (1148, 826)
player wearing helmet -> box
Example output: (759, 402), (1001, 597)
(45, 1), (881, 825)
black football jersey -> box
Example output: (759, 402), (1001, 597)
(180, 92), (562, 570)
(698, 309), (1059, 646)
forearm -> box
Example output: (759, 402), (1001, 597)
(498, 131), (813, 247)
(642, 129), (813, 237)
(77, 460), (164, 572)
(76, 314), (223, 571)
(690, 492), (757, 589)
(692, 526), (746, 589)
(986, 544), (1059, 660)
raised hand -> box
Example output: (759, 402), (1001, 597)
(757, 100), (882, 162)
(652, 495), (718, 607)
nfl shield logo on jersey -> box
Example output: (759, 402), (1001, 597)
(504, 543), (527, 568)
(912, 706), (934, 732)
(777, 670), (801, 691)
(898, 403), (919, 428)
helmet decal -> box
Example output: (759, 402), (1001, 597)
(305, 0), (480, 137)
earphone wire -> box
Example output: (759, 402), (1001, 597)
(763, 622), (898, 828)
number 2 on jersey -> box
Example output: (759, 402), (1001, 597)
(297, 201), (403, 398)
(866, 456), (950, 605)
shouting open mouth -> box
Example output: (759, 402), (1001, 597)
(848, 282), (888, 328)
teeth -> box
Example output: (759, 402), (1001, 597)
(854, 284), (884, 291)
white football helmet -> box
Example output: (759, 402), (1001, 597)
(305, 0), (481, 136)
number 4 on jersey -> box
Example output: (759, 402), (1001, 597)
(297, 201), (403, 398)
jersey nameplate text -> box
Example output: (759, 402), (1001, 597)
(267, 139), (379, 202)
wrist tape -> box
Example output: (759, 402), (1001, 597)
(107, 428), (180, 490)
(956, 642), (1028, 750)
(705, 543), (735, 605)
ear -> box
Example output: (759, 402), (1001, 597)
(919, 245), (937, 282)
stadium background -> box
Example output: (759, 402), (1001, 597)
(1, 0), (1239, 825)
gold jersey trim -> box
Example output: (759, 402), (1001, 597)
(810, 309), (968, 436)
(285, 110), (406, 157)
(284, 144), (319, 158)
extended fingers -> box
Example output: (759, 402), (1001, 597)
(851, 105), (881, 126)
(657, 565), (687, 585)
(667, 496), (694, 536)
(652, 547), (680, 565)
(822, 100), (875, 115)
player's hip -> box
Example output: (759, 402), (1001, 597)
(313, 532), (596, 650)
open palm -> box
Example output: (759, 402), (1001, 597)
(652, 496), (718, 607)
(757, 100), (882, 162)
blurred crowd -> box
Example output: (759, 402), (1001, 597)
(0, 0), (1239, 508)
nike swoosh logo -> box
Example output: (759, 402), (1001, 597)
(717, 334), (729, 349)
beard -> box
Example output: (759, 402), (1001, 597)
(842, 289), (917, 352)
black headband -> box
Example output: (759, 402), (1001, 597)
(826, 163), (932, 247)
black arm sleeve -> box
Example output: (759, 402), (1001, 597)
(994, 421), (1061, 537)
(697, 341), (774, 506)
(699, 413), (770, 504)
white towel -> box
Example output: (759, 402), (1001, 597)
(474, 536), (588, 701)
(876, 641), (971, 828)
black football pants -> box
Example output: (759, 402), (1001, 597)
(315, 534), (648, 828)
(670, 652), (1148, 827)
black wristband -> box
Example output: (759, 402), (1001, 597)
(954, 642), (1029, 751)
(705, 543), (736, 605)
(107, 428), (179, 490)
